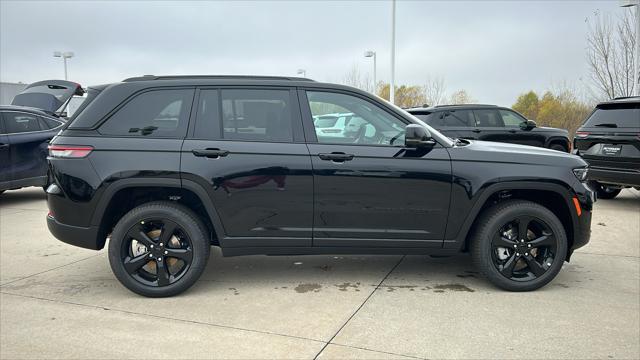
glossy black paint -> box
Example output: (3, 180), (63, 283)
(0, 106), (64, 192)
(46, 76), (593, 261)
(407, 105), (571, 152)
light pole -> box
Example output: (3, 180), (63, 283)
(297, 69), (306, 78)
(364, 50), (377, 94)
(53, 51), (74, 80)
(390, 0), (396, 104)
(621, 0), (640, 96)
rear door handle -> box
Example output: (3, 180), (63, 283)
(318, 153), (354, 162)
(472, 129), (481, 133)
(508, 129), (517, 133)
(192, 148), (230, 158)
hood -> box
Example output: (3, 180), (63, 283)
(456, 140), (586, 168)
(11, 80), (84, 113)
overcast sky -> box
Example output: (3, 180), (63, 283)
(0, 0), (628, 106)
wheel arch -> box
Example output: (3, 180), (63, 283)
(453, 182), (578, 260)
(545, 136), (570, 152)
(91, 178), (225, 250)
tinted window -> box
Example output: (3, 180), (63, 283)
(499, 109), (526, 127)
(411, 112), (443, 126)
(474, 109), (504, 127)
(307, 91), (406, 146)
(99, 89), (193, 137)
(194, 89), (221, 139)
(3, 112), (42, 133)
(442, 110), (475, 127)
(221, 89), (293, 142)
(43, 117), (63, 129)
(583, 105), (640, 128)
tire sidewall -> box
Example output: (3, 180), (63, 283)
(474, 201), (568, 291)
(108, 203), (209, 297)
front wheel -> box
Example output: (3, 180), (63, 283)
(108, 201), (210, 297)
(470, 200), (567, 291)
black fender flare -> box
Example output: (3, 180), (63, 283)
(544, 136), (570, 150)
(447, 180), (578, 249)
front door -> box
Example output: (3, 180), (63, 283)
(301, 90), (452, 248)
(181, 87), (313, 248)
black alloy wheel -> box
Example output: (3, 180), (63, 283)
(108, 202), (209, 297)
(471, 200), (567, 291)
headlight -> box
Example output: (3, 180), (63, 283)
(573, 167), (589, 182)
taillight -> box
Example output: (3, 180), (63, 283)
(575, 131), (590, 138)
(48, 145), (93, 158)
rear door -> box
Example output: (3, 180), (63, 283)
(180, 87), (314, 249)
(439, 109), (477, 140)
(472, 108), (508, 143)
(0, 116), (11, 187)
(3, 111), (51, 182)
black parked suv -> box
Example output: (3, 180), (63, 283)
(407, 105), (571, 152)
(573, 97), (640, 199)
(46, 76), (594, 297)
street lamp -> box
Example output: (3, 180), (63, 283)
(297, 69), (306, 77)
(53, 51), (74, 80)
(390, 0), (396, 104)
(364, 50), (377, 94)
(621, 0), (640, 96)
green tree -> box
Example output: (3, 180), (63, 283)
(377, 84), (426, 108)
(512, 91), (540, 119)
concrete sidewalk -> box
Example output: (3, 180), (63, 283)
(1, 187), (638, 359)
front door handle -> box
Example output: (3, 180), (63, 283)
(0, 143), (9, 150)
(318, 152), (354, 162)
(192, 148), (230, 158)
(472, 129), (481, 133)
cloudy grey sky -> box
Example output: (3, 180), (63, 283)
(0, 0), (628, 106)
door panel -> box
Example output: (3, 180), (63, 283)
(308, 143), (452, 247)
(3, 112), (51, 182)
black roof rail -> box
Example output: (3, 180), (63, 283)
(433, 104), (497, 108)
(122, 75), (315, 82)
(612, 95), (640, 100)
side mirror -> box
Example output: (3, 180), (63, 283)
(405, 124), (435, 148)
(520, 119), (537, 130)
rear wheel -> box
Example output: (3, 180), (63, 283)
(589, 181), (621, 199)
(108, 201), (210, 297)
(470, 200), (567, 291)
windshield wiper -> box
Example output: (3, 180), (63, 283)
(594, 123), (618, 128)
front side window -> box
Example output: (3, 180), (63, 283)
(307, 91), (406, 145)
(3, 112), (42, 133)
(220, 89), (293, 142)
(474, 109), (504, 127)
(39, 117), (63, 130)
(499, 109), (526, 127)
(99, 89), (193, 137)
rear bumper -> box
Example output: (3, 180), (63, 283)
(588, 166), (640, 187)
(47, 214), (102, 250)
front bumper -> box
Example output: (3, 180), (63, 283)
(47, 214), (102, 250)
(568, 183), (595, 257)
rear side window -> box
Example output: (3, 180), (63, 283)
(3, 112), (42, 133)
(219, 89), (293, 142)
(442, 110), (475, 127)
(583, 105), (640, 128)
(99, 89), (193, 137)
(474, 109), (504, 127)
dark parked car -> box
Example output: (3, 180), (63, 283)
(573, 97), (640, 199)
(407, 105), (571, 152)
(46, 75), (593, 297)
(0, 80), (84, 195)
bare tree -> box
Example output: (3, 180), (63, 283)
(586, 10), (636, 100)
(342, 64), (373, 93)
(423, 76), (447, 106)
(449, 89), (475, 104)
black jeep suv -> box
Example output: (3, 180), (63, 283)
(407, 105), (571, 152)
(46, 75), (594, 297)
(573, 97), (640, 199)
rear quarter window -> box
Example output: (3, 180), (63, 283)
(583, 104), (640, 128)
(98, 89), (194, 137)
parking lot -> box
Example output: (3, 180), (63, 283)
(0, 187), (638, 359)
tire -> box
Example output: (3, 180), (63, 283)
(108, 201), (210, 297)
(589, 181), (621, 199)
(470, 200), (568, 291)
(549, 144), (567, 152)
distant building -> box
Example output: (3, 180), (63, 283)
(0, 82), (28, 105)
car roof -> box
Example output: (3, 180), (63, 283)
(122, 74), (315, 83)
(597, 96), (640, 106)
(406, 104), (501, 112)
(0, 105), (59, 118)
